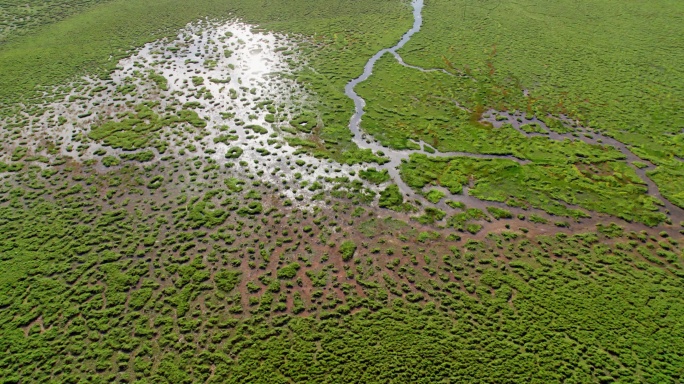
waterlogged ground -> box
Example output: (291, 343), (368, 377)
(1, 9), (682, 236)
(0, 20), (380, 205)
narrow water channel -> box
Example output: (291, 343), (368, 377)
(343, 0), (683, 227)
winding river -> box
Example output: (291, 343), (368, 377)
(343, 0), (684, 227)
(343, 0), (512, 209)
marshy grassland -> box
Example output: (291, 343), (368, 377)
(1, 0), (684, 382)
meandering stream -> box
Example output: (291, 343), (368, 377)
(344, 0), (684, 226)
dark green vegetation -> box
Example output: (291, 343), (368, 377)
(1, 156), (684, 383)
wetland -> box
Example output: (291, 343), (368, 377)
(1, 0), (683, 382)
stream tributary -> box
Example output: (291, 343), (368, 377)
(343, 0), (684, 228)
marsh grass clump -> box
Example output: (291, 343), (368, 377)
(487, 206), (512, 220)
(225, 147), (244, 159)
(359, 168), (390, 185)
(289, 112), (318, 133)
(88, 103), (204, 150)
(425, 189), (446, 204)
(416, 207), (446, 224)
(339, 240), (357, 261)
(277, 262), (301, 279)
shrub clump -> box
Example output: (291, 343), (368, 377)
(277, 263), (300, 279)
(379, 185), (403, 209)
(215, 270), (241, 292)
(340, 241), (357, 261)
(225, 147), (244, 159)
(487, 206), (513, 219)
(359, 168), (390, 185)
